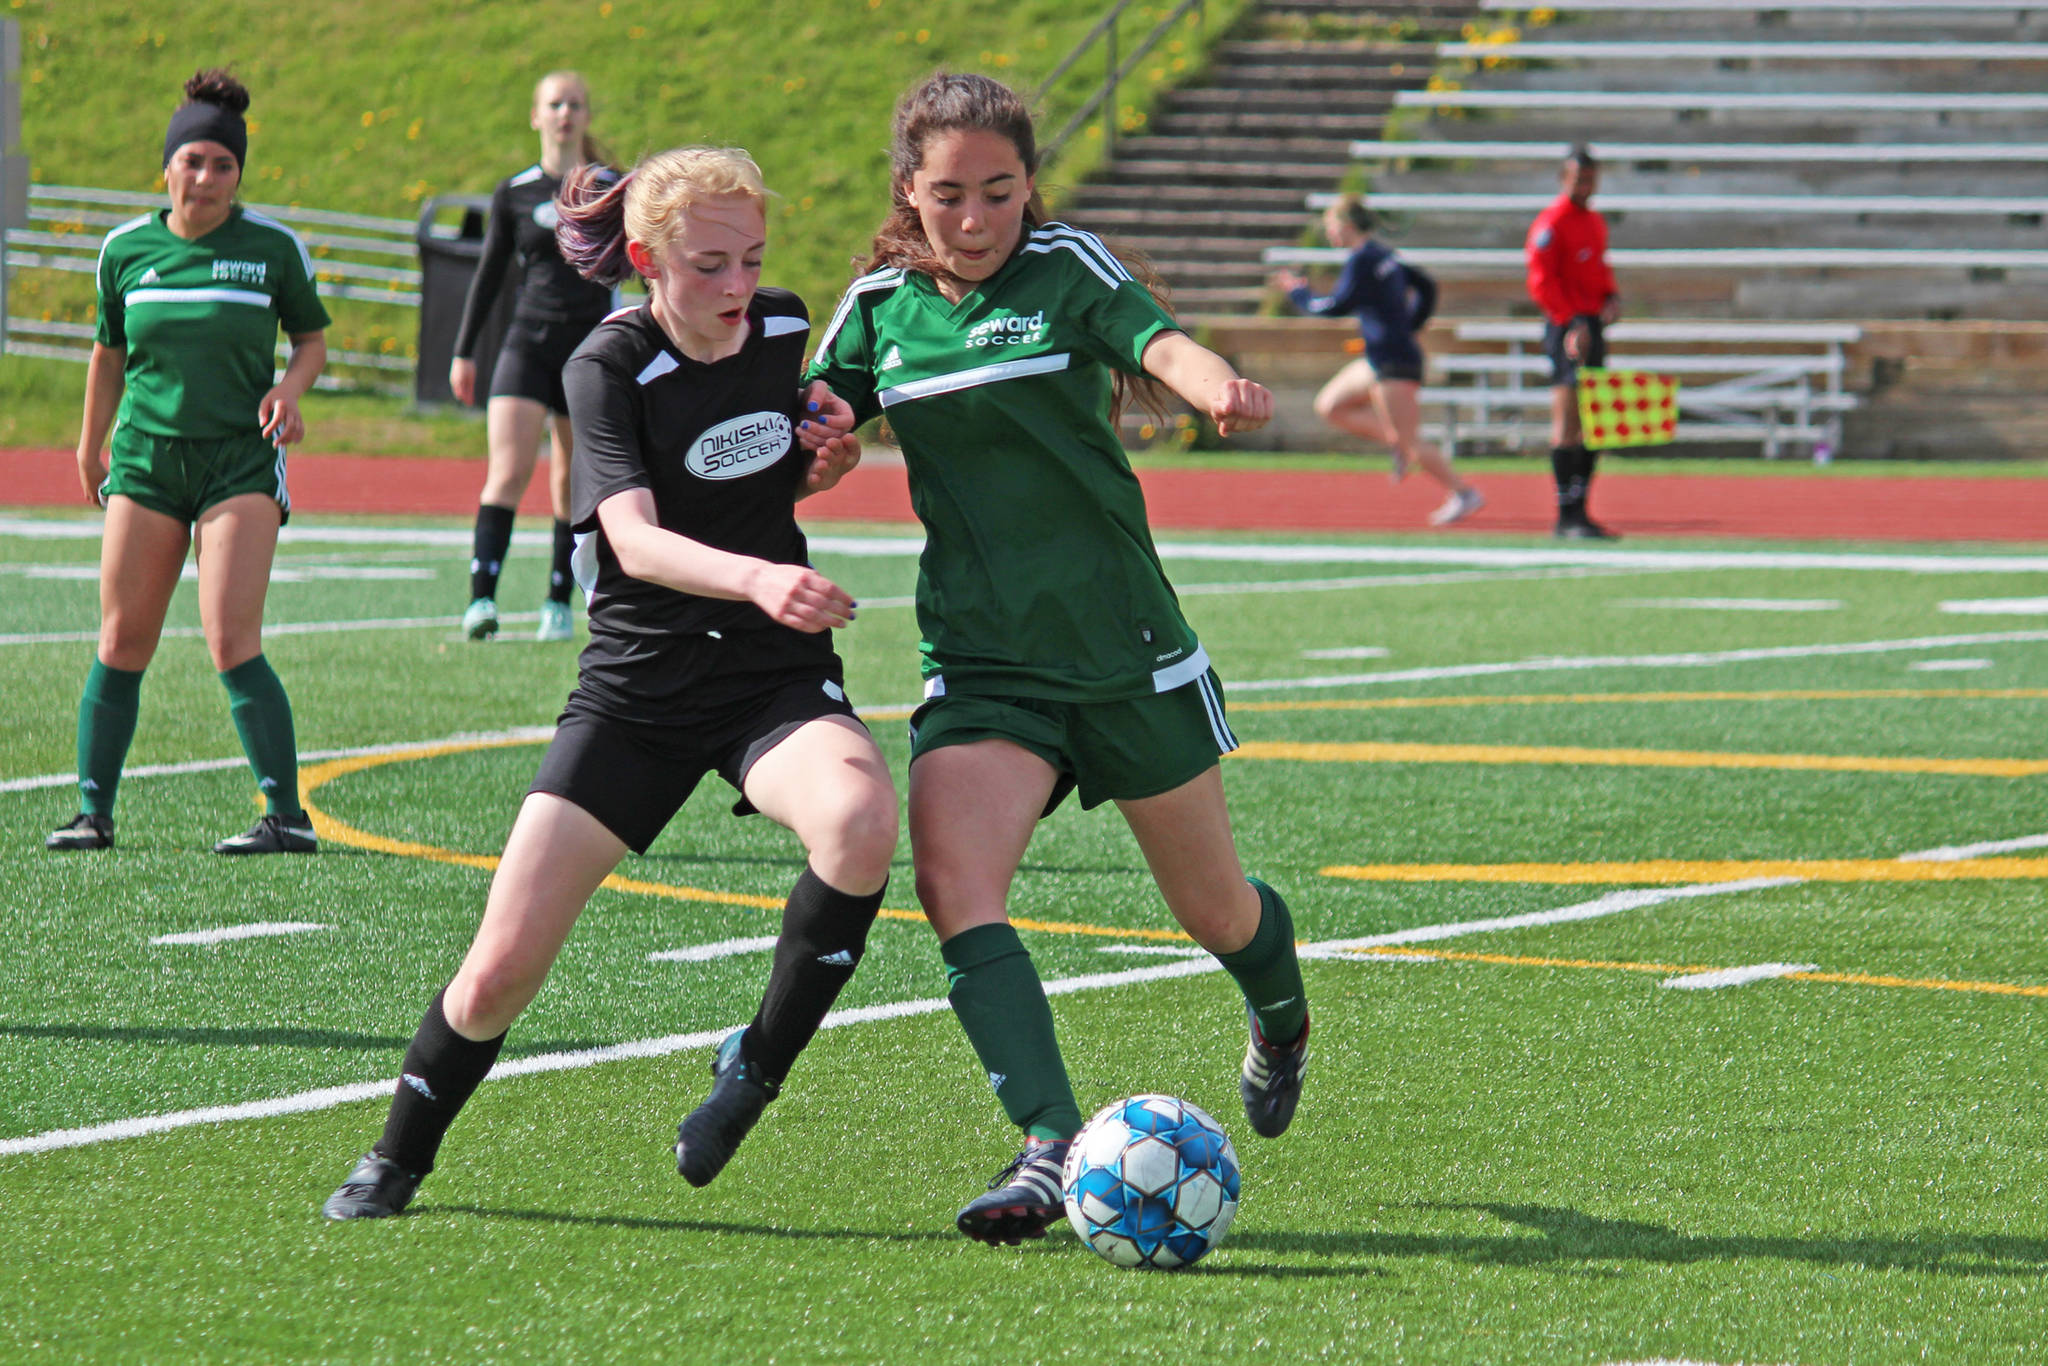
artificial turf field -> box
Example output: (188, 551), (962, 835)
(2, 507), (2045, 1364)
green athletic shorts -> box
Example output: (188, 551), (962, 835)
(101, 427), (291, 525)
(908, 669), (1239, 815)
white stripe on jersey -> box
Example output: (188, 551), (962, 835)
(125, 287), (272, 308)
(1021, 236), (1120, 292)
(1152, 643), (1212, 695)
(242, 209), (319, 279)
(1032, 223), (1134, 284)
(815, 267), (905, 365)
(96, 214), (156, 275)
(636, 352), (680, 386)
(510, 164), (546, 187)
(601, 303), (639, 324)
(761, 314), (810, 338)
(878, 352), (1071, 409)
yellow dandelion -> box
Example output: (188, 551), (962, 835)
(915, 28), (929, 43)
(360, 111), (374, 128)
(407, 119), (423, 141)
(628, 25), (645, 38)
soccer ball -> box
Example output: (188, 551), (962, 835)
(1061, 1094), (1240, 1269)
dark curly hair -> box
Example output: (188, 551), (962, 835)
(183, 68), (250, 114)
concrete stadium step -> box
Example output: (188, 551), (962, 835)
(1210, 40), (1441, 66)
(1072, 207), (1315, 237)
(1102, 158), (1360, 187)
(1107, 134), (1359, 161)
(1152, 110), (1394, 136)
(1062, 184), (1315, 213)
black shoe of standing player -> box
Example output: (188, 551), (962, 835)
(1554, 516), (1620, 542)
(322, 1151), (423, 1220)
(214, 812), (318, 855)
(675, 1028), (778, 1187)
(46, 813), (114, 851)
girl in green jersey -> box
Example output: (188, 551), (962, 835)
(810, 73), (1311, 1247)
(48, 70), (329, 856)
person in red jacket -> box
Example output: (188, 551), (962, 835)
(1525, 145), (1621, 539)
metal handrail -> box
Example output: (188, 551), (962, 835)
(1036, 0), (1205, 163)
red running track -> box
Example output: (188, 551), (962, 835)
(4, 447), (2044, 542)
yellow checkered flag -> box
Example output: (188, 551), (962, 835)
(1578, 369), (1680, 450)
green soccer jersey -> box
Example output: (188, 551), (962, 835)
(808, 222), (1207, 702)
(94, 206), (331, 439)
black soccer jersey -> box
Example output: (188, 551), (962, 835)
(563, 288), (829, 720)
(453, 165), (614, 360)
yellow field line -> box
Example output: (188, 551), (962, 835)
(1322, 856), (2048, 884)
(1351, 945), (2048, 999)
(297, 742), (1194, 944)
(1235, 739), (2048, 777)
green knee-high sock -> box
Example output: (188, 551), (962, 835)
(940, 923), (1084, 1141)
(219, 654), (303, 819)
(76, 660), (144, 819)
(1217, 878), (1309, 1047)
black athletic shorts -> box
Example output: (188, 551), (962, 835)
(489, 315), (605, 414)
(1542, 315), (1606, 387)
(529, 674), (865, 853)
(1364, 354), (1425, 385)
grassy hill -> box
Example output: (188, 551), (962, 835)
(3, 0), (1247, 453)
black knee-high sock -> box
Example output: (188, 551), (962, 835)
(1551, 444), (1588, 521)
(548, 519), (575, 605)
(469, 504), (517, 602)
(742, 865), (885, 1085)
(376, 989), (507, 1176)
(1578, 445), (1600, 502)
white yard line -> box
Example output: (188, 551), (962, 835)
(0, 726), (555, 794)
(1661, 963), (1818, 991)
(1232, 629), (2048, 693)
(647, 936), (781, 963)
(1906, 658), (1992, 672)
(1940, 597), (2048, 615)
(1617, 597), (1842, 612)
(0, 612), (540, 649)
(1898, 832), (2048, 862)
(150, 923), (329, 946)
(11, 516), (2048, 573)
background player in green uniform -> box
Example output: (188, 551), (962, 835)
(46, 69), (329, 855)
(809, 73), (1311, 1247)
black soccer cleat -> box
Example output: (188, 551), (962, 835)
(46, 812), (114, 851)
(675, 1028), (778, 1188)
(1554, 517), (1620, 542)
(1240, 1006), (1310, 1139)
(322, 1151), (423, 1220)
(956, 1139), (1070, 1246)
(214, 812), (317, 855)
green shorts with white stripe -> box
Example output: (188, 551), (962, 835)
(907, 668), (1238, 816)
(102, 428), (290, 525)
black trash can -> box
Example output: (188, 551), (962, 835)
(414, 193), (521, 408)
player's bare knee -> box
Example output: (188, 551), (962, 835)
(807, 794), (897, 893)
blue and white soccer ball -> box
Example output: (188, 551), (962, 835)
(1061, 1094), (1240, 1269)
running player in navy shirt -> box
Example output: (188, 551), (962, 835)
(1274, 195), (1482, 526)
(323, 146), (892, 1220)
(452, 72), (617, 642)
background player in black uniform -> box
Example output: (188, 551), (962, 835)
(451, 71), (616, 642)
(324, 145), (890, 1219)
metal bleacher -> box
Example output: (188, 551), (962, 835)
(1246, 0), (2048, 456)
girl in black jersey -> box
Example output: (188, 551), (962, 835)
(451, 71), (615, 644)
(323, 146), (892, 1220)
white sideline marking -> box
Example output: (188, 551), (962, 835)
(0, 726), (556, 794)
(13, 516), (2048, 574)
(1618, 597), (1841, 612)
(1940, 597), (2048, 615)
(1098, 945), (1209, 958)
(150, 922), (329, 946)
(1660, 962), (1818, 991)
(1898, 832), (2048, 862)
(1233, 629), (2048, 693)
(0, 612), (541, 649)
(1907, 658), (1992, 672)
(8, 823), (2040, 1156)
(8, 564), (433, 583)
(1302, 646), (1392, 660)
(648, 936), (780, 963)
(1299, 879), (1802, 960)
